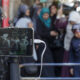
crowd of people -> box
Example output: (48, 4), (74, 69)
(13, 0), (80, 78)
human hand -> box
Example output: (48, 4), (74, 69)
(19, 65), (24, 68)
(70, 68), (74, 76)
(28, 22), (33, 28)
(57, 6), (63, 18)
(50, 31), (58, 36)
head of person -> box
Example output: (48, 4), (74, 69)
(35, 0), (40, 5)
(39, 8), (51, 28)
(69, 11), (80, 25)
(40, 8), (50, 20)
(49, 2), (58, 16)
(36, 3), (43, 15)
(74, 1), (79, 9)
(72, 24), (80, 38)
(18, 4), (30, 17)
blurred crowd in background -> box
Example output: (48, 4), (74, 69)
(1, 0), (80, 78)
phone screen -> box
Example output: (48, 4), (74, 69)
(0, 28), (33, 57)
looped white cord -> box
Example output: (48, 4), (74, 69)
(34, 39), (47, 80)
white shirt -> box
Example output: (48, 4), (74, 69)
(15, 17), (32, 28)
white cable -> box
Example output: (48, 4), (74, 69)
(34, 39), (47, 80)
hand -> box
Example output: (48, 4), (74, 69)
(70, 68), (74, 76)
(36, 45), (39, 50)
(57, 6), (63, 17)
(19, 65), (24, 68)
(50, 31), (58, 36)
(28, 22), (33, 28)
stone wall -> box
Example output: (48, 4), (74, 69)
(9, 0), (34, 20)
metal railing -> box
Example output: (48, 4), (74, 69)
(20, 63), (80, 80)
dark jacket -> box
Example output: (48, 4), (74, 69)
(50, 14), (57, 26)
(36, 17), (59, 46)
(69, 37), (80, 63)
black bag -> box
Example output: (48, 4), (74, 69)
(53, 35), (63, 48)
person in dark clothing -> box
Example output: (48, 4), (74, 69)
(30, 0), (41, 19)
(36, 8), (59, 77)
(36, 8), (59, 48)
(49, 2), (58, 25)
(34, 32), (55, 77)
(15, 5), (55, 77)
(50, 5), (67, 76)
(69, 24), (80, 77)
(32, 3), (43, 31)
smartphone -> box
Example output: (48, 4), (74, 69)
(0, 28), (33, 57)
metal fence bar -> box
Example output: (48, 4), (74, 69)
(20, 63), (80, 80)
(20, 63), (80, 66)
(21, 77), (80, 80)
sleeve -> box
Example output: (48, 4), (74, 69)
(36, 19), (51, 39)
(55, 18), (68, 29)
(15, 19), (22, 28)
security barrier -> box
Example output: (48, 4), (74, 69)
(20, 63), (80, 80)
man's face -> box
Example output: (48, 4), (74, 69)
(35, 0), (40, 5)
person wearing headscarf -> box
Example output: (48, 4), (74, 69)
(62, 11), (80, 77)
(36, 8), (60, 77)
(15, 4), (33, 28)
(15, 4), (38, 77)
(37, 8), (58, 46)
(64, 11), (80, 51)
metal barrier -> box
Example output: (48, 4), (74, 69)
(20, 63), (80, 80)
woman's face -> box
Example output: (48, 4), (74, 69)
(25, 9), (30, 16)
(43, 13), (49, 20)
(50, 6), (57, 15)
(35, 0), (40, 5)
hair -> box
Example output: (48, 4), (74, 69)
(49, 2), (58, 10)
(37, 3), (43, 8)
(34, 0), (40, 2)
